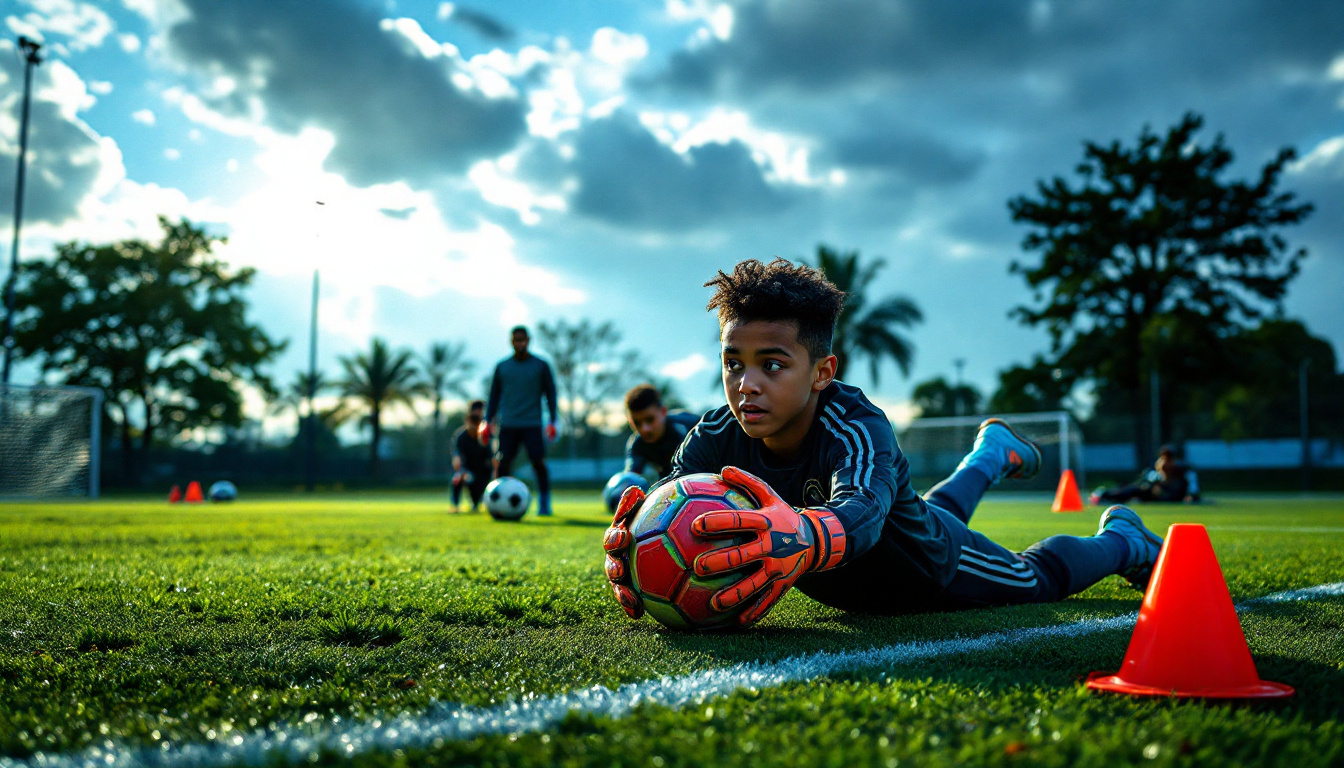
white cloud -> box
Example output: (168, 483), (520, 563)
(163, 147), (180, 160)
(9, 0), (115, 51)
(88, 79), (112, 95)
(660, 353), (710, 381)
(132, 108), (156, 125)
(468, 157), (566, 225)
(201, 127), (585, 341)
(118, 32), (141, 53)
(638, 107), (826, 187)
(37, 59), (97, 117)
(1291, 135), (1344, 177)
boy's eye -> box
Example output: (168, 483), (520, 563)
(723, 359), (742, 372)
(764, 360), (784, 372)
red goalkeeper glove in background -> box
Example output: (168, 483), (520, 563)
(691, 466), (847, 627)
(476, 421), (492, 445)
(601, 485), (646, 618)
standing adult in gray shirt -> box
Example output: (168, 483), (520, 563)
(479, 325), (559, 516)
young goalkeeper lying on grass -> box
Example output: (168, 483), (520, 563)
(603, 258), (1164, 628)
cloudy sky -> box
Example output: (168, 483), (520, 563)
(4, 0), (1344, 424)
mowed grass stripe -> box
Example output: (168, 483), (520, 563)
(3, 581), (1340, 768)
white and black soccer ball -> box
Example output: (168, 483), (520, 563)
(208, 480), (238, 502)
(484, 477), (530, 521)
(603, 471), (650, 513)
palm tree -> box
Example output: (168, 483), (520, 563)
(339, 338), (423, 479)
(810, 245), (924, 385)
(269, 371), (330, 424)
(421, 341), (475, 472)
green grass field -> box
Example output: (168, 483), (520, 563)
(1, 492), (1342, 767)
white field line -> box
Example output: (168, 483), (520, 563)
(5, 581), (1343, 768)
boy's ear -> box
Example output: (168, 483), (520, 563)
(812, 354), (837, 392)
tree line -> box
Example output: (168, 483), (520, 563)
(7, 113), (1339, 484)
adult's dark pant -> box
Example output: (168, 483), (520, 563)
(496, 427), (550, 494)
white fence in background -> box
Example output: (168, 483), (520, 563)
(1086, 438), (1344, 471)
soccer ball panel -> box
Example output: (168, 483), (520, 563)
(640, 596), (691, 630)
(676, 573), (744, 629)
(678, 475), (733, 497)
(631, 537), (686, 602)
(630, 488), (682, 541)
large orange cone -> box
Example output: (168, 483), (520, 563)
(168, 485), (182, 503)
(1051, 470), (1084, 513)
(184, 481), (205, 503)
(1086, 523), (1293, 698)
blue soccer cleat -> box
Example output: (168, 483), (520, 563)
(970, 418), (1042, 482)
(1097, 505), (1164, 591)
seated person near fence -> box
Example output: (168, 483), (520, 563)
(450, 400), (493, 513)
(623, 384), (702, 480)
(1091, 444), (1200, 505)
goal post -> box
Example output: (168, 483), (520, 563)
(0, 383), (103, 499)
(897, 411), (1085, 493)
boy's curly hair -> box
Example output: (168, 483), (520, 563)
(704, 258), (845, 360)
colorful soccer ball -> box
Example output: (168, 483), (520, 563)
(207, 481), (237, 502)
(603, 471), (650, 513)
(625, 472), (758, 631)
(485, 477), (530, 521)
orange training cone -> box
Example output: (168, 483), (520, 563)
(1086, 523), (1293, 698)
(1051, 469), (1084, 513)
(168, 485), (182, 503)
(184, 481), (205, 503)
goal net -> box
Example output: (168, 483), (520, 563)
(897, 411), (1085, 493)
(0, 384), (102, 499)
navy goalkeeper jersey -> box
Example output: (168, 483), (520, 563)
(625, 410), (701, 478)
(662, 381), (956, 611)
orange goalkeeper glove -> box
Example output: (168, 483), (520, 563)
(601, 485), (646, 619)
(691, 466), (847, 627)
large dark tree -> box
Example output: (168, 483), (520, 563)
(339, 338), (423, 479)
(13, 217), (285, 483)
(536, 318), (641, 456)
(911, 377), (982, 418)
(1213, 320), (1343, 443)
(809, 246), (922, 386)
(988, 357), (1074, 415)
(1008, 113), (1312, 464)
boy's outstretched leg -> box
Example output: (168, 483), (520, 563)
(925, 419), (1042, 524)
(933, 503), (1163, 608)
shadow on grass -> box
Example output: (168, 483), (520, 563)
(649, 596), (1144, 666)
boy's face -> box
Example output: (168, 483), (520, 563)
(627, 404), (668, 443)
(511, 330), (529, 356)
(720, 319), (835, 447)
(467, 407), (483, 425)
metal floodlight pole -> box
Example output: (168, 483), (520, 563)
(305, 201), (324, 492)
(2, 36), (43, 385)
(952, 358), (966, 417)
(1300, 358), (1311, 491)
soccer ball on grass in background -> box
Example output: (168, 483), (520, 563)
(603, 471), (650, 513)
(623, 472), (758, 630)
(485, 477), (531, 521)
(208, 481), (238, 502)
